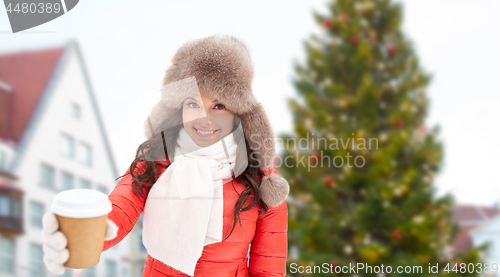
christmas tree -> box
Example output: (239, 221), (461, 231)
(279, 0), (485, 276)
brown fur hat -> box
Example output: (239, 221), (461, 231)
(143, 35), (289, 208)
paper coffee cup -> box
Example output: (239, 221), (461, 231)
(52, 189), (112, 269)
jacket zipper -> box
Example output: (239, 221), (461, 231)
(235, 264), (240, 277)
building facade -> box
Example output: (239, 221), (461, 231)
(0, 40), (136, 277)
(451, 204), (500, 277)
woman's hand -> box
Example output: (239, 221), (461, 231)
(42, 212), (119, 275)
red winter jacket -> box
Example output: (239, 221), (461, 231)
(102, 160), (288, 277)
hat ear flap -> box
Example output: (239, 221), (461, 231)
(239, 103), (289, 207)
(144, 101), (171, 140)
(239, 102), (275, 171)
(233, 118), (248, 178)
(144, 106), (182, 140)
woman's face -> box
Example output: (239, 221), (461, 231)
(182, 94), (235, 147)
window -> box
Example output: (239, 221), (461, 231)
(30, 201), (44, 228)
(80, 179), (91, 190)
(78, 143), (92, 167)
(71, 103), (80, 119)
(0, 235), (14, 274)
(12, 198), (21, 218)
(136, 262), (145, 277)
(30, 243), (44, 277)
(0, 151), (5, 170)
(0, 197), (20, 218)
(61, 172), (74, 191)
(105, 260), (116, 277)
(60, 134), (74, 159)
(40, 163), (55, 189)
(137, 224), (147, 253)
(96, 185), (108, 195)
(0, 196), (9, 216)
(82, 266), (95, 277)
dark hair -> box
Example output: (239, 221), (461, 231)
(117, 107), (269, 240)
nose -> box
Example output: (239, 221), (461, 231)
(196, 105), (212, 127)
(197, 116), (210, 127)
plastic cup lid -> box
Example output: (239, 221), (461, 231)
(52, 189), (112, 218)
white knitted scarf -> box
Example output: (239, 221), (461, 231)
(142, 126), (237, 277)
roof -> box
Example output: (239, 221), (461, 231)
(450, 225), (476, 256)
(450, 204), (500, 255)
(452, 204), (500, 223)
(0, 46), (65, 144)
(0, 40), (119, 178)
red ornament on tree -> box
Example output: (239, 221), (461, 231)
(387, 44), (396, 55)
(419, 126), (427, 134)
(323, 19), (332, 28)
(350, 35), (359, 44)
(395, 120), (404, 128)
(340, 13), (349, 22)
(324, 176), (334, 186)
(310, 154), (319, 163)
(329, 260), (337, 268)
(392, 230), (402, 240)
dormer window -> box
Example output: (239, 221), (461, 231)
(71, 103), (80, 119)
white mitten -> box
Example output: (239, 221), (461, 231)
(42, 212), (118, 275)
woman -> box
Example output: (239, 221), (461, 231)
(42, 35), (289, 277)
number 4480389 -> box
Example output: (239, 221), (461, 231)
(444, 262), (498, 274)
(5, 2), (61, 14)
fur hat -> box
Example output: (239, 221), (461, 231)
(143, 35), (289, 208)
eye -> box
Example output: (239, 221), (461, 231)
(214, 104), (225, 110)
(186, 102), (199, 109)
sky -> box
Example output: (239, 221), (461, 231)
(0, 0), (499, 206)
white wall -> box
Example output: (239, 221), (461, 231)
(10, 45), (131, 277)
(471, 218), (500, 277)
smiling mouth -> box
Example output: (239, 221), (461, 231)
(193, 126), (219, 135)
